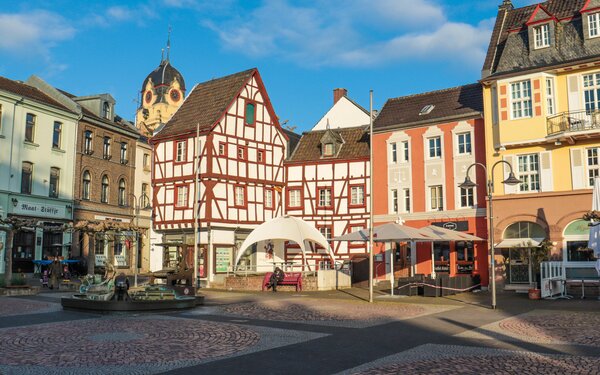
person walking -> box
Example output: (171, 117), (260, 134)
(48, 257), (62, 290)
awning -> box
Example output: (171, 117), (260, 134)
(419, 225), (484, 242)
(333, 222), (434, 242)
(495, 238), (545, 248)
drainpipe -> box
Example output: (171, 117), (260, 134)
(8, 97), (24, 192)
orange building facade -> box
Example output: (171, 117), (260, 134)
(372, 84), (489, 286)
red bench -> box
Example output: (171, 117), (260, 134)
(262, 272), (303, 292)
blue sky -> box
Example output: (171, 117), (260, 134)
(0, 0), (538, 133)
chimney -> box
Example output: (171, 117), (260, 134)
(333, 88), (347, 104)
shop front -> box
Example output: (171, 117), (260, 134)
(7, 195), (73, 274)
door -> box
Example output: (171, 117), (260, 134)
(351, 255), (369, 284)
(509, 248), (530, 284)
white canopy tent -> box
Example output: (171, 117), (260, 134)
(589, 176), (600, 276)
(234, 216), (335, 271)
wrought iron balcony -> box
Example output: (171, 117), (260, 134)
(547, 109), (600, 136)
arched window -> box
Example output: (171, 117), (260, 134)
(563, 219), (593, 262)
(118, 179), (126, 206)
(82, 171), (91, 200)
(503, 221), (546, 239)
(101, 175), (109, 203)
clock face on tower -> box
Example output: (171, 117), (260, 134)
(144, 90), (153, 104)
(170, 89), (181, 102)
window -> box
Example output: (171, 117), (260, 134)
(82, 171), (91, 200)
(319, 226), (332, 241)
(390, 143), (397, 163)
(84, 130), (93, 154)
(288, 189), (301, 208)
(583, 73), (600, 113)
(456, 241), (474, 262)
(420, 104), (435, 115)
(103, 137), (111, 159)
(428, 136), (441, 158)
(176, 141), (186, 162)
(391, 189), (398, 213)
(460, 187), (474, 208)
(265, 189), (273, 209)
(350, 185), (365, 206)
(589, 13), (600, 38)
(120, 142), (128, 164)
(141, 183), (150, 207)
(587, 147), (600, 186)
(323, 143), (334, 157)
(318, 187), (332, 208)
(245, 102), (256, 125)
(219, 142), (226, 156)
(25, 113), (35, 142)
(52, 122), (62, 149)
(175, 185), (188, 208)
(101, 175), (109, 203)
(511, 80), (532, 119)
(102, 102), (111, 119)
(49, 167), (60, 198)
(567, 240), (594, 261)
(403, 188), (411, 212)
(430, 185), (443, 210)
(143, 153), (150, 170)
(118, 179), (126, 206)
(517, 154), (540, 192)
(546, 78), (556, 115)
(457, 132), (472, 155)
(237, 146), (246, 160)
(21, 162), (33, 194)
(533, 23), (550, 49)
(234, 186), (245, 207)
(257, 150), (265, 163)
(401, 141), (409, 162)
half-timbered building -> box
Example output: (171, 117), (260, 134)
(285, 90), (371, 271)
(151, 68), (289, 285)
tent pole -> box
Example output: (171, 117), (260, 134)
(390, 242), (394, 296)
(368, 90), (374, 303)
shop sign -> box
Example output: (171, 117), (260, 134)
(13, 201), (66, 219)
(114, 255), (127, 267)
(434, 263), (450, 273)
(95, 254), (107, 266)
(432, 221), (469, 231)
(457, 263), (474, 274)
(94, 215), (131, 223)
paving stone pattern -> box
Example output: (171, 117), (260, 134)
(0, 298), (61, 317)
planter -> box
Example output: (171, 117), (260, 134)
(528, 288), (541, 300)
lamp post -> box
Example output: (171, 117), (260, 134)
(129, 193), (151, 287)
(459, 161), (520, 310)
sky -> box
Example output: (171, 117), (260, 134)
(0, 0), (539, 133)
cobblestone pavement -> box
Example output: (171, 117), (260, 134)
(1, 291), (600, 374)
(456, 309), (600, 346)
(218, 298), (456, 327)
(339, 344), (600, 375)
(0, 298), (61, 317)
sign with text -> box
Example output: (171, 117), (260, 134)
(432, 221), (469, 232)
(457, 262), (474, 274)
(215, 247), (232, 273)
(114, 255), (127, 267)
(95, 254), (107, 266)
(13, 201), (67, 219)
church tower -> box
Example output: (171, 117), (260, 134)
(135, 38), (185, 137)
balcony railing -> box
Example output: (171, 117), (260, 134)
(547, 109), (600, 135)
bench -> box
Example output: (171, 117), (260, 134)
(565, 268), (600, 299)
(262, 272), (302, 292)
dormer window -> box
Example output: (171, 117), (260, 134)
(419, 105), (435, 115)
(323, 143), (334, 157)
(534, 23), (550, 49)
(589, 13), (600, 38)
(102, 102), (111, 119)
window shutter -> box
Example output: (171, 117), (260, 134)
(539, 151), (553, 192)
(503, 155), (518, 194)
(570, 148), (585, 189)
(567, 75), (581, 112)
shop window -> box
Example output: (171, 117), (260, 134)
(433, 242), (450, 273)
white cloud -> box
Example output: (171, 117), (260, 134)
(0, 10), (75, 57)
(205, 0), (492, 68)
(90, 5), (157, 26)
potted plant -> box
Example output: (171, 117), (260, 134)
(526, 240), (552, 300)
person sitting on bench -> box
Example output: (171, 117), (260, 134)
(267, 267), (285, 292)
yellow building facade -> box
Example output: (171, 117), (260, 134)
(481, 0), (600, 288)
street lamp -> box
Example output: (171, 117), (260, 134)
(459, 161), (520, 310)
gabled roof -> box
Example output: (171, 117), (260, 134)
(0, 76), (73, 113)
(374, 83), (483, 132)
(153, 68), (259, 140)
(482, 0), (595, 79)
(287, 126), (369, 162)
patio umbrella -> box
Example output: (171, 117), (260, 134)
(419, 225), (483, 242)
(333, 222), (434, 242)
(589, 177), (600, 276)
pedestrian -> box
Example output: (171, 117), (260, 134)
(48, 257), (62, 290)
(268, 267), (285, 292)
